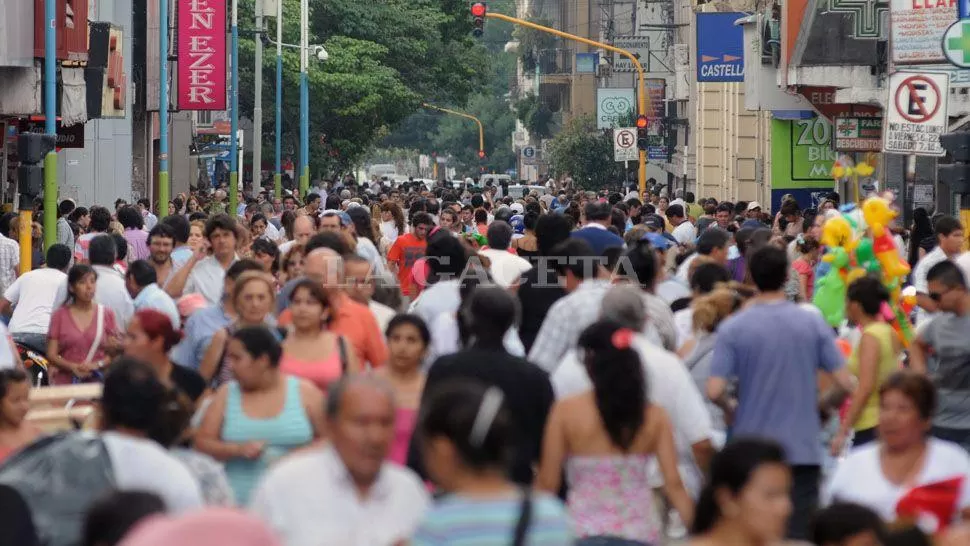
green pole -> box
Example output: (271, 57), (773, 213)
(43, 153), (56, 250)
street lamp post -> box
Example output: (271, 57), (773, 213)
(158, 0), (170, 219)
(299, 0), (310, 197)
(229, 0), (240, 215)
(274, 0), (283, 198)
(41, 0), (57, 251)
(252, 0), (264, 198)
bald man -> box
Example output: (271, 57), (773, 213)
(251, 375), (429, 544)
(282, 248), (388, 368)
(279, 215), (315, 258)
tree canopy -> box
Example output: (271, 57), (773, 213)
(547, 114), (626, 190)
(235, 0), (490, 178)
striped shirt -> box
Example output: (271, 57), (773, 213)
(411, 492), (573, 545)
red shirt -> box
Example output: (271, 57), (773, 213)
(387, 234), (427, 296)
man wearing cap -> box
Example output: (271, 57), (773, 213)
(666, 204), (696, 247)
(745, 201), (764, 221)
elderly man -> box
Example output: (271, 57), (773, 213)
(279, 215), (315, 257)
(551, 285), (715, 496)
(250, 376), (429, 545)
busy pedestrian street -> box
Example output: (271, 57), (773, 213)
(6, 0), (970, 545)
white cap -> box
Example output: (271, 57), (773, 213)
(746, 201), (763, 211)
(510, 203), (524, 214)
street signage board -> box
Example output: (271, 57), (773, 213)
(177, 0), (228, 110)
(648, 146), (668, 161)
(696, 13), (745, 82)
(834, 117), (884, 151)
(613, 128), (638, 162)
(943, 20), (970, 68)
(891, 0), (956, 64)
(898, 65), (970, 86)
(597, 88), (636, 129)
(883, 72), (949, 156)
(611, 36), (650, 73)
(521, 146), (536, 165)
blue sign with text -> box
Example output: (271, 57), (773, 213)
(696, 12), (745, 83)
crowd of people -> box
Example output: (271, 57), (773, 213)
(0, 178), (968, 545)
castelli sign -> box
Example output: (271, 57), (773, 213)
(177, 0), (227, 110)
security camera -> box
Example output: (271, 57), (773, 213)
(314, 46), (329, 62)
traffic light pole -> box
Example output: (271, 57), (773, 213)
(299, 0), (310, 197)
(421, 103), (485, 159)
(483, 12), (652, 196)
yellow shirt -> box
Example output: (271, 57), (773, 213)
(847, 322), (899, 431)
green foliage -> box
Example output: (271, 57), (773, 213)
(547, 115), (625, 190)
(515, 20), (557, 72)
(235, 0), (490, 177)
(514, 93), (554, 140)
(378, 0), (519, 176)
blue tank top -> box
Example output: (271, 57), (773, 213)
(221, 375), (313, 505)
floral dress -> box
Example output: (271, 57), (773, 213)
(565, 455), (661, 544)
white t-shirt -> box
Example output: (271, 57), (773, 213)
(672, 221), (697, 246)
(551, 334), (713, 496)
(4, 267), (68, 335)
(674, 307), (694, 350)
(102, 431), (204, 513)
(479, 248), (532, 289)
(912, 246), (949, 327)
(0, 322), (16, 370)
(825, 439), (970, 533)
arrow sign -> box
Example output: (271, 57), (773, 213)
(696, 12), (746, 82)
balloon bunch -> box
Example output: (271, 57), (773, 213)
(831, 156), (876, 204)
(812, 195), (915, 346)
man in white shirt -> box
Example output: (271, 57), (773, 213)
(666, 204), (696, 247)
(479, 221), (532, 289)
(53, 234), (135, 328)
(0, 214), (20, 296)
(169, 215), (239, 305)
(250, 376), (429, 546)
(551, 285), (714, 495)
(913, 216), (964, 328)
(2, 244), (72, 351)
(278, 215), (314, 259)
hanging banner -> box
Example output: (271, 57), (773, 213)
(177, 0), (227, 110)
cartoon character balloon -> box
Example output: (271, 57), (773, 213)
(861, 196), (910, 280)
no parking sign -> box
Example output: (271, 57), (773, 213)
(883, 72), (949, 156)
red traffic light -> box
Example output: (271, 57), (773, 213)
(471, 2), (487, 17)
(635, 115), (649, 129)
(478, 150), (486, 159)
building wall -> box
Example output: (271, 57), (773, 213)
(57, 0), (134, 206)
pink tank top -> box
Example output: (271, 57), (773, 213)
(279, 339), (343, 392)
(389, 407), (418, 465)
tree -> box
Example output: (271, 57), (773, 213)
(514, 93), (554, 140)
(235, 0), (491, 178)
(547, 115), (625, 190)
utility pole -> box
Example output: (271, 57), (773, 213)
(158, 0), (170, 217)
(275, 0), (283, 198)
(229, 0), (240, 214)
(42, 0), (57, 251)
(253, 0), (264, 197)
(299, 0), (310, 196)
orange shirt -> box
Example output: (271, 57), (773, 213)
(278, 293), (388, 367)
(387, 233), (427, 296)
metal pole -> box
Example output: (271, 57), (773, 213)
(299, 0), (309, 196)
(274, 0), (283, 198)
(42, 0), (57, 251)
(421, 103), (486, 157)
(485, 12), (651, 196)
(229, 0), (240, 215)
(158, 0), (170, 217)
(253, 0), (263, 197)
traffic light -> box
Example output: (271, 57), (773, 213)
(478, 149), (486, 159)
(471, 3), (487, 37)
(17, 133), (56, 198)
(636, 115), (649, 151)
(940, 132), (970, 194)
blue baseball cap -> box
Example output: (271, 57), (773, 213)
(641, 232), (674, 251)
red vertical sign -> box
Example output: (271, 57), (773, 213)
(177, 0), (227, 110)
